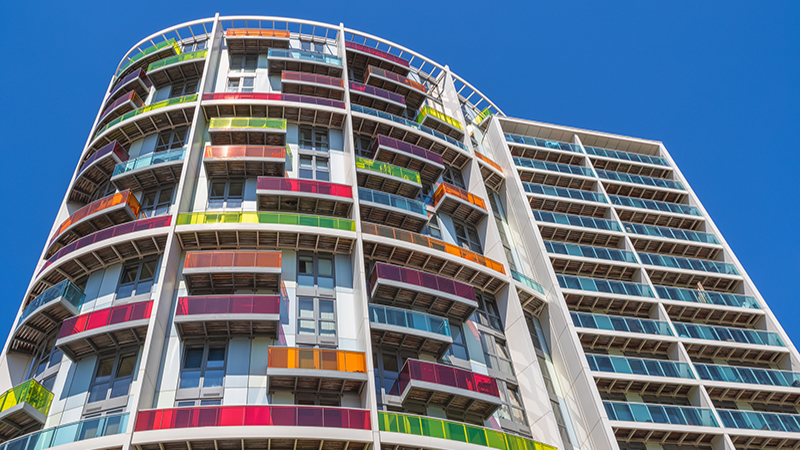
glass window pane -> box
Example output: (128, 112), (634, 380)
(179, 370), (200, 389)
(210, 182), (227, 198)
(298, 298), (314, 318)
(318, 258), (333, 277)
(116, 355), (137, 378)
(319, 300), (334, 320)
(228, 181), (244, 198)
(96, 357), (115, 378)
(140, 260), (157, 281)
(184, 348), (204, 369)
(298, 319), (315, 335)
(109, 378), (132, 398)
(207, 347), (225, 368)
(319, 321), (336, 336)
(203, 369), (224, 387)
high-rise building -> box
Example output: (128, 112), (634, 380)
(0, 14), (796, 450)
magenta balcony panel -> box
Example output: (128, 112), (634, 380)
(370, 135), (444, 182)
(69, 141), (129, 205)
(106, 69), (152, 105)
(202, 92), (346, 110)
(56, 300), (153, 361)
(281, 71), (345, 101)
(388, 359), (501, 420)
(349, 81), (406, 116)
(98, 91), (144, 129)
(174, 295), (280, 338)
(364, 65), (427, 110)
(182, 250), (283, 295)
(369, 263), (478, 321)
(345, 41), (410, 75)
(257, 177), (354, 218)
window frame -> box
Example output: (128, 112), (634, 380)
(298, 154), (330, 181)
(229, 55), (258, 73)
(169, 78), (199, 99)
(139, 184), (175, 218)
(452, 219), (482, 254)
(496, 379), (530, 432)
(299, 126), (330, 152)
(155, 127), (189, 153)
(175, 342), (228, 403)
(182, 39), (208, 53)
(27, 331), (63, 383)
(226, 76), (255, 93)
(296, 253), (335, 298)
(442, 166), (466, 189)
(84, 351), (139, 415)
(296, 297), (337, 346)
(207, 178), (245, 211)
(116, 256), (159, 302)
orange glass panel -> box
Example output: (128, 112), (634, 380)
(50, 190), (140, 246)
(433, 183), (487, 210)
(475, 152), (502, 172)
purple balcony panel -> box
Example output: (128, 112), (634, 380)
(108, 69), (152, 99)
(349, 82), (406, 107)
(345, 41), (410, 68)
(78, 142), (128, 176)
(371, 135), (443, 166)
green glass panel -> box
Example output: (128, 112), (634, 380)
(403, 414), (421, 435)
(444, 421), (468, 442)
(420, 416), (446, 439)
(259, 213), (280, 224)
(117, 39), (180, 75)
(279, 214), (299, 225)
(486, 429), (508, 450)
(318, 217), (336, 229)
(298, 215), (318, 227)
(465, 425), (488, 446)
(148, 50), (207, 72)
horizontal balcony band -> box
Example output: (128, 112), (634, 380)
(558, 274), (654, 298)
(350, 81), (406, 111)
(586, 353), (695, 379)
(146, 50), (207, 88)
(371, 135), (444, 182)
(257, 177), (353, 218)
(202, 93), (345, 129)
(356, 156), (421, 199)
(583, 145), (670, 167)
(533, 210), (622, 232)
(577, 327), (674, 355)
(504, 133), (583, 153)
(204, 145), (286, 177)
(604, 401), (718, 428)
(11, 280), (84, 354)
(603, 179), (687, 205)
(282, 71), (344, 89)
(94, 94), (198, 139)
(267, 347), (367, 394)
(597, 168), (683, 190)
(175, 295), (280, 338)
(523, 182), (607, 204)
(69, 141), (128, 204)
(433, 182), (488, 225)
(719, 408), (800, 434)
(545, 240), (638, 263)
(203, 92), (345, 109)
(572, 311), (672, 336)
(364, 66), (426, 110)
(639, 252), (738, 275)
(107, 69), (151, 105)
(182, 250), (281, 295)
(352, 104), (469, 152)
(115, 38), (181, 80)
(111, 147), (186, 192)
(0, 412), (128, 450)
(358, 187), (429, 233)
(696, 362), (800, 388)
(514, 155), (594, 177)
(208, 116), (288, 146)
(224, 28), (291, 53)
(177, 212), (355, 232)
(654, 284), (760, 309)
(674, 322), (783, 347)
(624, 222), (719, 245)
(415, 106), (464, 140)
(267, 49), (343, 77)
(256, 177), (353, 199)
(281, 71), (344, 100)
(345, 41), (410, 71)
(609, 194), (701, 217)
(369, 303), (452, 357)
(98, 91), (144, 129)
(0, 379), (53, 441)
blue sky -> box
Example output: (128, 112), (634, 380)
(0, 1), (798, 344)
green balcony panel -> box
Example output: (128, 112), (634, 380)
(116, 39), (181, 77)
(95, 94), (198, 138)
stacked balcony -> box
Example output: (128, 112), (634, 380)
(207, 117), (287, 146)
(506, 133), (585, 166)
(572, 311), (674, 354)
(432, 182), (488, 225)
(225, 29), (291, 53)
(0, 412), (128, 450)
(604, 400), (720, 445)
(56, 300), (153, 360)
(358, 187), (428, 233)
(349, 81), (406, 115)
(363, 66), (427, 110)
(10, 281), (84, 354)
(111, 147), (186, 192)
(0, 380), (53, 441)
(266, 347), (368, 394)
(475, 152), (504, 191)
(146, 50), (207, 89)
(257, 178), (353, 218)
(106, 69), (151, 106)
(639, 252), (740, 292)
(182, 250), (282, 295)
(202, 93), (346, 128)
(114, 38), (181, 82)
(345, 41), (410, 76)
(624, 222), (721, 261)
(369, 304), (452, 357)
(174, 295), (280, 338)
(281, 71), (345, 100)
(415, 106), (464, 140)
(510, 269), (547, 316)
(370, 135), (444, 182)
(674, 322), (786, 364)
(68, 141), (128, 204)
(96, 91), (144, 131)
(267, 49), (343, 78)
(355, 156), (421, 199)
(203, 145), (286, 177)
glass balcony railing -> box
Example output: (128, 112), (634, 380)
(0, 412), (128, 450)
(604, 401), (718, 427)
(533, 210), (622, 232)
(350, 81), (406, 106)
(109, 69), (151, 98)
(355, 157), (421, 184)
(207, 116), (288, 132)
(369, 304), (451, 337)
(473, 107), (494, 124)
(366, 66), (427, 94)
(544, 240), (638, 263)
(147, 50), (207, 72)
(19, 281), (85, 327)
(416, 106), (463, 131)
(638, 252), (739, 275)
(351, 105), (469, 152)
(694, 363), (800, 387)
(0, 380), (53, 419)
(112, 147), (186, 177)
(49, 190), (141, 248)
(116, 39), (181, 76)
(202, 92), (345, 109)
(257, 178), (353, 199)
(176, 295), (280, 317)
(523, 182), (607, 204)
(719, 409), (800, 433)
(586, 354), (695, 379)
(358, 187), (427, 216)
(608, 194), (702, 216)
(177, 212), (356, 232)
(369, 263), (478, 304)
(378, 412), (557, 450)
(504, 133), (583, 153)
(389, 359), (499, 397)
(135, 405), (370, 431)
(433, 182), (487, 210)
(514, 156), (594, 177)
(595, 169), (684, 190)
(99, 91), (143, 121)
(184, 250), (281, 270)
(510, 269), (545, 295)
(673, 322), (783, 347)
(654, 285), (760, 309)
(78, 141), (128, 176)
(268, 347), (367, 373)
(267, 48), (343, 66)
(58, 301), (153, 340)
(225, 28), (291, 38)
(583, 145), (670, 167)
(282, 71), (344, 88)
(624, 222), (719, 244)
(95, 94), (198, 138)
(345, 41), (410, 67)
(204, 145), (286, 159)
(475, 152), (502, 173)
(571, 312), (673, 336)
(557, 275), (655, 298)
(371, 135), (444, 166)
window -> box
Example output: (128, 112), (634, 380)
(353, 134), (373, 158)
(296, 297), (336, 346)
(473, 292), (503, 332)
(497, 380), (528, 427)
(442, 166), (465, 189)
(155, 127), (188, 153)
(27, 332), (63, 381)
(425, 215), (442, 240)
(481, 333), (515, 378)
(442, 323), (469, 363)
(183, 40), (208, 53)
(140, 185), (175, 218)
(176, 343), (226, 403)
(85, 352), (137, 414)
(453, 220), (482, 253)
(299, 126), (329, 152)
(298, 155), (329, 181)
(300, 41), (324, 53)
(296, 392), (340, 406)
(117, 257), (158, 300)
(229, 55), (257, 73)
(170, 79), (199, 98)
(297, 253), (335, 296)
(489, 192), (520, 271)
(226, 76), (255, 93)
(208, 179), (244, 210)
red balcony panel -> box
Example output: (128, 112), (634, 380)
(282, 71), (345, 89)
(183, 251), (282, 295)
(56, 300), (153, 360)
(202, 92), (345, 109)
(345, 41), (410, 69)
(257, 178), (353, 218)
(174, 295), (281, 338)
(257, 178), (352, 199)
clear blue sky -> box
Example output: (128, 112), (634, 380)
(0, 1), (798, 344)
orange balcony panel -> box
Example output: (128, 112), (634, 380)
(183, 250), (282, 295)
(475, 152), (505, 192)
(224, 28), (291, 53)
(432, 183), (488, 225)
(267, 347), (368, 394)
(203, 145), (286, 177)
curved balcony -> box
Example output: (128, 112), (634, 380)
(349, 81), (406, 115)
(371, 135), (444, 182)
(369, 263), (478, 322)
(106, 69), (151, 106)
(355, 156), (421, 198)
(202, 93), (346, 128)
(69, 141), (128, 204)
(388, 359), (501, 421)
(176, 212), (356, 254)
(267, 49), (343, 77)
(204, 145), (286, 177)
(10, 281), (85, 354)
(345, 41), (410, 75)
(364, 66), (427, 110)
(111, 147), (185, 192)
(56, 300), (153, 360)
(257, 178), (353, 218)
(114, 38), (181, 81)
(146, 50), (207, 89)
(46, 190), (141, 258)
(182, 250), (282, 295)
(369, 304), (452, 357)
(358, 187), (428, 233)
(415, 106), (464, 140)
(175, 295), (280, 338)
(475, 152), (504, 191)
(97, 91), (144, 130)
(0, 412), (128, 450)
(225, 28), (291, 53)
(208, 117), (287, 146)
(0, 380), (53, 441)
(281, 71), (345, 100)
(432, 182), (488, 225)
(267, 347), (368, 394)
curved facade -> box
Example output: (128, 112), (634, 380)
(1, 14), (799, 450)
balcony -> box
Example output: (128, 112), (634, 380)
(639, 252), (738, 275)
(97, 91), (144, 130)
(378, 412), (556, 450)
(0, 380), (53, 441)
(46, 190), (141, 258)
(69, 141), (128, 204)
(56, 300), (153, 360)
(225, 29), (291, 53)
(208, 117), (287, 146)
(596, 169), (684, 191)
(655, 285), (760, 309)
(719, 408), (800, 434)
(364, 66), (426, 106)
(604, 401), (718, 428)
(0, 412), (128, 450)
(369, 304), (452, 357)
(281, 71), (345, 100)
(355, 156), (422, 198)
(358, 187), (429, 233)
(369, 263), (478, 321)
(609, 193), (703, 225)
(175, 212), (356, 254)
(545, 240), (638, 264)
(696, 362), (800, 388)
(10, 281), (84, 354)
(175, 295), (280, 338)
(525, 184), (607, 218)
(388, 359), (501, 420)
(415, 106), (464, 140)
(349, 81), (406, 115)
(345, 41), (410, 75)
(504, 133), (583, 153)
(583, 145), (670, 167)
(509, 269), (546, 315)
(204, 145), (285, 177)
(586, 354), (695, 379)
(558, 274), (654, 298)
(202, 93), (346, 128)
(534, 211), (623, 248)
(624, 222), (719, 245)
(640, 252), (740, 291)
(523, 182), (607, 204)
(533, 210), (621, 232)
(572, 312), (672, 336)
(674, 322), (785, 363)
(257, 178), (353, 218)
(266, 347), (368, 394)
(146, 50), (207, 89)
(370, 135), (444, 182)
(111, 147), (186, 192)
(432, 182), (488, 225)
(267, 49), (343, 77)
(106, 69), (151, 105)
(182, 250), (282, 295)
(114, 39), (180, 80)
(475, 152), (504, 191)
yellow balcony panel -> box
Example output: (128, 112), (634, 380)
(208, 117), (288, 147)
